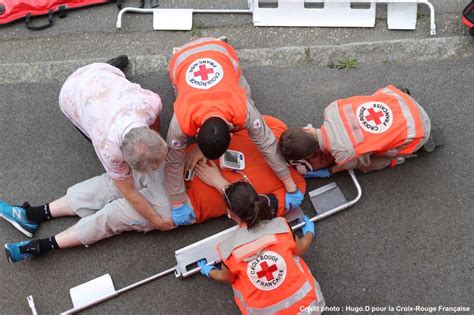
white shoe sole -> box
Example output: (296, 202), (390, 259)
(4, 245), (15, 264)
(0, 213), (33, 238)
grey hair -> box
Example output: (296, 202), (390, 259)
(122, 127), (167, 172)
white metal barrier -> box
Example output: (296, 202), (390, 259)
(116, 0), (436, 35)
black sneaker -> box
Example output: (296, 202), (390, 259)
(423, 127), (444, 153)
(218, 36), (229, 43)
(396, 85), (411, 95)
(106, 55), (129, 72)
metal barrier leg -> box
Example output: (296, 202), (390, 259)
(418, 0), (437, 35)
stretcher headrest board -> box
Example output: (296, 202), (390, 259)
(309, 182), (348, 215)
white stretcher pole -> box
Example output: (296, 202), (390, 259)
(60, 267), (177, 314)
(60, 170), (361, 314)
(27, 296), (38, 315)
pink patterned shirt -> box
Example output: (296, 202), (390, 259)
(59, 63), (162, 180)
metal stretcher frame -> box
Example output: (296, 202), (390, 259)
(116, 0), (436, 35)
(59, 170), (362, 314)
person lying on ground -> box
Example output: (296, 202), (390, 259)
(0, 116), (305, 263)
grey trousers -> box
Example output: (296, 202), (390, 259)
(66, 167), (172, 245)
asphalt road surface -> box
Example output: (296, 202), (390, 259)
(0, 58), (472, 314)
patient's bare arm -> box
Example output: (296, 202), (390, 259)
(194, 161), (230, 195)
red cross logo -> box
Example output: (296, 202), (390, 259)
(256, 262), (278, 281)
(194, 65), (214, 80)
(365, 108), (384, 125)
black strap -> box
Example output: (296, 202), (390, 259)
(267, 194), (279, 218)
(117, 0), (159, 9)
(25, 10), (55, 30)
(58, 5), (68, 19)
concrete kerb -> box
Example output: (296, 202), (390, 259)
(238, 37), (474, 66)
(0, 36), (472, 84)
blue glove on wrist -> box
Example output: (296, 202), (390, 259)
(171, 203), (196, 226)
(198, 259), (216, 278)
(304, 168), (332, 178)
(285, 189), (304, 211)
(301, 215), (316, 237)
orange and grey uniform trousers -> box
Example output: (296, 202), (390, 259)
(165, 37), (290, 203)
(315, 85), (431, 173)
(218, 217), (325, 315)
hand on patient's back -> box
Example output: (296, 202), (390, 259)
(151, 216), (175, 231)
(171, 203), (196, 226)
(285, 189), (304, 211)
(185, 146), (207, 171)
(304, 168), (332, 178)
(195, 160), (225, 188)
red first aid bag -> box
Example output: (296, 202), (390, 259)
(0, 0), (111, 30)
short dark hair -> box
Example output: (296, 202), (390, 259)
(197, 117), (231, 160)
(279, 128), (319, 160)
(225, 182), (273, 229)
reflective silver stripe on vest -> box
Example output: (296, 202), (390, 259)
(172, 44), (240, 82)
(178, 37), (218, 50)
(323, 100), (357, 163)
(382, 88), (416, 144)
(410, 98), (431, 152)
(218, 217), (289, 261)
(293, 256), (304, 273)
(343, 104), (365, 145)
(298, 277), (325, 314)
(233, 281), (313, 315)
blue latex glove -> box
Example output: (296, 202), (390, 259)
(171, 203), (196, 226)
(285, 189), (304, 211)
(197, 259), (216, 278)
(301, 215), (316, 237)
(304, 168), (332, 178)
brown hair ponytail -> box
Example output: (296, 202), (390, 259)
(247, 196), (273, 228)
(225, 182), (273, 229)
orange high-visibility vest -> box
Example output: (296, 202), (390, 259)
(319, 85), (430, 165)
(169, 38), (248, 137)
(218, 218), (321, 315)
